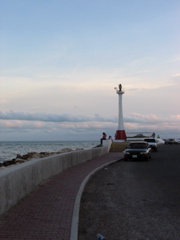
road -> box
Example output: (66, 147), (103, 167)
(78, 144), (180, 240)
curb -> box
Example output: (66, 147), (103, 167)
(70, 157), (124, 240)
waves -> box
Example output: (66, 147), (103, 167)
(0, 141), (99, 163)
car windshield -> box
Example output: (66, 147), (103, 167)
(144, 139), (155, 142)
(129, 143), (147, 149)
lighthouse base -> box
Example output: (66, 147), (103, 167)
(115, 130), (126, 140)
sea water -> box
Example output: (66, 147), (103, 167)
(0, 141), (99, 163)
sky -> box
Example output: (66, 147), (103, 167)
(0, 0), (180, 141)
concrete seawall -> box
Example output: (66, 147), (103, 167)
(0, 142), (111, 216)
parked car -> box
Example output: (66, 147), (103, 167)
(156, 138), (165, 145)
(164, 139), (178, 144)
(124, 141), (151, 161)
(144, 138), (158, 151)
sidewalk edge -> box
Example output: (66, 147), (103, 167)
(70, 157), (123, 240)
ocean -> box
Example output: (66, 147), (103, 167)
(0, 141), (99, 163)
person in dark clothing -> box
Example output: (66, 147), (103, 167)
(100, 132), (107, 145)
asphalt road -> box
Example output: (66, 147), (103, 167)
(78, 144), (180, 240)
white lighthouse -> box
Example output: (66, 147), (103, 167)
(114, 84), (126, 140)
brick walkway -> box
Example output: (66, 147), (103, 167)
(0, 152), (123, 240)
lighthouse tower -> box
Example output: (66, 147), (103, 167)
(115, 84), (126, 140)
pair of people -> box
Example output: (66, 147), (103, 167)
(100, 132), (113, 145)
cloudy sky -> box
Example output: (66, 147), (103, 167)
(0, 0), (180, 141)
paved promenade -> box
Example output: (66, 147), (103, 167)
(0, 152), (123, 240)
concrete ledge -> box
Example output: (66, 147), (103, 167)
(110, 142), (129, 152)
(0, 144), (111, 216)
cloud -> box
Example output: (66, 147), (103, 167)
(1, 111), (180, 126)
(171, 73), (180, 77)
(123, 113), (180, 139)
(0, 111), (115, 123)
(125, 112), (180, 125)
(171, 73), (180, 82)
(125, 113), (161, 124)
(170, 115), (180, 121)
(0, 111), (179, 141)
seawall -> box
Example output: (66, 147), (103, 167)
(0, 141), (111, 216)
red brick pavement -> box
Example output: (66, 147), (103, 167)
(0, 152), (123, 240)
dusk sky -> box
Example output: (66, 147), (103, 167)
(0, 0), (180, 141)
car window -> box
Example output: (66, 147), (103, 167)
(130, 143), (147, 149)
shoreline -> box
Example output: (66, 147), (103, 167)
(0, 148), (84, 168)
(0, 144), (101, 168)
(0, 141), (99, 164)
